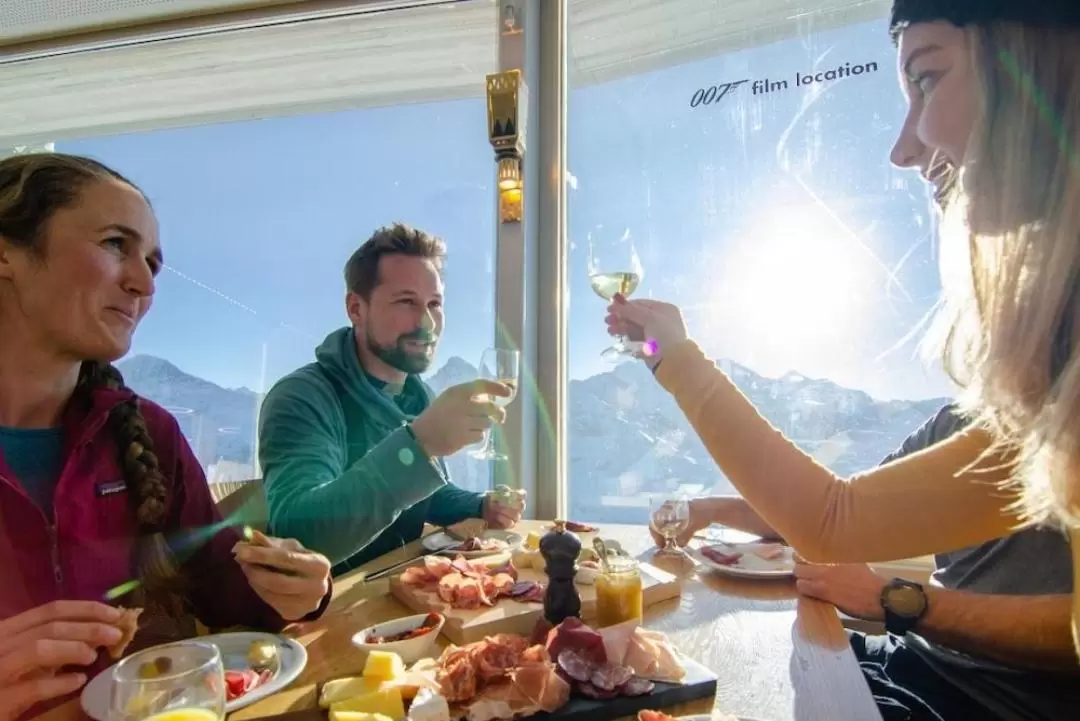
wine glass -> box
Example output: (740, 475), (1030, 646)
(110, 641), (225, 721)
(470, 347), (521, 461)
(649, 496), (690, 557)
(587, 225), (645, 361)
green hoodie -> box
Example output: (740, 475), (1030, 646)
(258, 327), (484, 574)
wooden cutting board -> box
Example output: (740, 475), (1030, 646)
(389, 554), (682, 645)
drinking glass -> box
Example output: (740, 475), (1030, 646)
(470, 347), (521, 461)
(586, 225), (645, 361)
(649, 496), (690, 557)
(110, 641), (225, 721)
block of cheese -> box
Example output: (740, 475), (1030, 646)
(330, 686), (406, 721)
(320, 676), (384, 709)
(524, 531), (541, 550)
(329, 712), (394, 721)
(406, 687), (450, 721)
(363, 650), (406, 681)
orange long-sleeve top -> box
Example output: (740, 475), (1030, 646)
(655, 339), (1080, 650)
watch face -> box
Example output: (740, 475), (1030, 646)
(886, 583), (927, 617)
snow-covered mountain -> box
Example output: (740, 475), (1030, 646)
(117, 354), (947, 523)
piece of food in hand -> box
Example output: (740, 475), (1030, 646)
(241, 526), (273, 546)
(330, 685), (406, 720)
(364, 650), (407, 681)
(108, 607), (143, 659)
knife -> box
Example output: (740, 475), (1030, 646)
(360, 526), (464, 582)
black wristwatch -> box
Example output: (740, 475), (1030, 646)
(880, 578), (928, 636)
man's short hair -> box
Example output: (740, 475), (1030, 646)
(344, 222), (446, 299)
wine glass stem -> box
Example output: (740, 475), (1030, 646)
(664, 534), (676, 552)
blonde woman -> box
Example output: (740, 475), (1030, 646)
(606, 0), (1080, 647)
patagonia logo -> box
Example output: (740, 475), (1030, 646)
(95, 480), (127, 497)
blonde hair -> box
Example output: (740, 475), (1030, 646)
(933, 23), (1080, 527)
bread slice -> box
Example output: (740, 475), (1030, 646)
(108, 607), (143, 660)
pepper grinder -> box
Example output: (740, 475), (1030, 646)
(540, 519), (581, 625)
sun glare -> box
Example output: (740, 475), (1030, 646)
(698, 207), (882, 374)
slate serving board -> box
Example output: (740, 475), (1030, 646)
(530, 655), (718, 721)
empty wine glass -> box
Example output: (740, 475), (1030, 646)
(587, 225), (645, 361)
(470, 347), (521, 461)
(649, 496), (690, 557)
(110, 641), (225, 721)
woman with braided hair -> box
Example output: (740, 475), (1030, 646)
(0, 152), (332, 721)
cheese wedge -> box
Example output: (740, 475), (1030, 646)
(320, 677), (384, 709)
(363, 650), (405, 681)
(330, 686), (406, 721)
(328, 712), (394, 721)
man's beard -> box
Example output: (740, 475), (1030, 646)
(366, 327), (437, 375)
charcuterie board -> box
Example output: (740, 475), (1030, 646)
(389, 556), (681, 645)
(532, 654), (718, 721)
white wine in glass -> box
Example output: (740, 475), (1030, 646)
(649, 496), (690, 557)
(587, 225), (645, 361)
(110, 641), (225, 721)
(470, 347), (521, 461)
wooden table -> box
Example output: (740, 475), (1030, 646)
(46, 521), (882, 721)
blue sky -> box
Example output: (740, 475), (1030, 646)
(62, 16), (950, 402)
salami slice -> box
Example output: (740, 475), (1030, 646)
(556, 648), (596, 683)
(619, 676), (655, 696)
(576, 681), (617, 700)
(590, 663), (634, 691)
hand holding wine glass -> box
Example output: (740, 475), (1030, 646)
(470, 348), (521, 461)
(587, 225), (645, 361)
(649, 496), (691, 557)
(604, 296), (689, 363)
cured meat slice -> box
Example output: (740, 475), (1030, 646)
(476, 634), (528, 680)
(701, 545), (743, 566)
(488, 562), (519, 581)
(490, 573), (516, 596)
(545, 617), (607, 667)
(400, 566), (434, 587)
(555, 649), (595, 683)
(521, 644), (549, 664)
(437, 572), (464, 603)
(590, 663), (633, 691)
(751, 542), (787, 561)
(575, 681), (616, 700)
(619, 676), (655, 696)
(637, 711), (676, 721)
(424, 555), (455, 578)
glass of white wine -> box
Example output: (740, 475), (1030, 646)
(649, 496), (690, 557)
(110, 641), (225, 721)
(587, 225), (644, 361)
(470, 347), (521, 461)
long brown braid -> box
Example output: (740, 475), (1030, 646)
(76, 361), (190, 630)
(1, 153), (191, 634)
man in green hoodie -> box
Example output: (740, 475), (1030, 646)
(258, 223), (523, 575)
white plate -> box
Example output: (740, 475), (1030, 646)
(695, 541), (795, 578)
(81, 632), (307, 720)
(422, 529), (523, 558)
